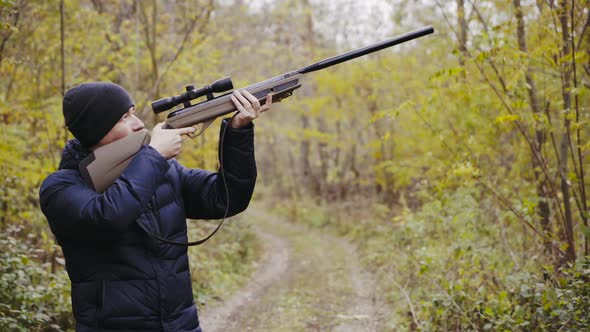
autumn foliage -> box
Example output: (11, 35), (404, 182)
(1, 0), (589, 330)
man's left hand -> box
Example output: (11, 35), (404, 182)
(229, 90), (272, 128)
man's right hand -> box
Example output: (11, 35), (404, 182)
(149, 123), (196, 159)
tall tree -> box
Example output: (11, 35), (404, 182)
(513, 0), (551, 252)
(557, 0), (576, 262)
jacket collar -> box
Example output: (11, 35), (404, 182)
(58, 139), (91, 170)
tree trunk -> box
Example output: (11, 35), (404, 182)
(60, 0), (68, 146)
(558, 0), (576, 262)
(301, 114), (319, 195)
(317, 116), (330, 200)
(513, 0), (551, 253)
(300, 0), (321, 197)
(456, 0), (468, 68)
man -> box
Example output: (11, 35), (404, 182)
(39, 82), (271, 331)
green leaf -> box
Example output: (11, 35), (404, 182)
(19, 256), (28, 265)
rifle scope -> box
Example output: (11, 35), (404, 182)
(152, 77), (234, 114)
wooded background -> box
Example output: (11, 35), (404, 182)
(1, 0), (589, 330)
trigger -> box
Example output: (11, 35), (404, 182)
(191, 119), (215, 137)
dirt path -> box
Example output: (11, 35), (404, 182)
(199, 207), (389, 331)
(199, 228), (290, 332)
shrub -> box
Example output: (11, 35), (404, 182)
(422, 256), (590, 332)
(0, 226), (73, 332)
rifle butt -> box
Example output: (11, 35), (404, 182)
(79, 129), (151, 192)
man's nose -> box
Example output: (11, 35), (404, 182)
(131, 115), (145, 130)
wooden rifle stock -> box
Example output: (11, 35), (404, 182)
(79, 129), (150, 193)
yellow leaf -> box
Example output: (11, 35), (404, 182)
(495, 114), (519, 124)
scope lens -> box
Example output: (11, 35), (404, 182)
(152, 97), (175, 113)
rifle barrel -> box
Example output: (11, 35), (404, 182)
(298, 25), (434, 74)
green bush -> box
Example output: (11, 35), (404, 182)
(0, 226), (73, 332)
(423, 257), (590, 332)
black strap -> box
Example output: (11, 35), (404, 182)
(141, 113), (237, 247)
(139, 218), (225, 246)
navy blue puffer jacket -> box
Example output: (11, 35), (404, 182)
(39, 120), (256, 331)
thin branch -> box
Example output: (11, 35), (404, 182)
(391, 277), (421, 330)
(467, 0), (508, 93)
(151, 5), (211, 96)
(478, 180), (567, 257)
(141, 0), (215, 117)
(544, 101), (563, 177)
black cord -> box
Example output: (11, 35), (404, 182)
(141, 114), (237, 247)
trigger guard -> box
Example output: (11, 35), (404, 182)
(193, 119), (215, 137)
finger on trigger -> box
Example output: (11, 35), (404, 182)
(178, 127), (196, 135)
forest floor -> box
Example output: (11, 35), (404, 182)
(199, 205), (390, 331)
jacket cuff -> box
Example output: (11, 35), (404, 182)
(141, 144), (168, 163)
(220, 118), (254, 151)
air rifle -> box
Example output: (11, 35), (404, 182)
(80, 26), (434, 193)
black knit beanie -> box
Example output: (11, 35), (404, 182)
(63, 82), (134, 147)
